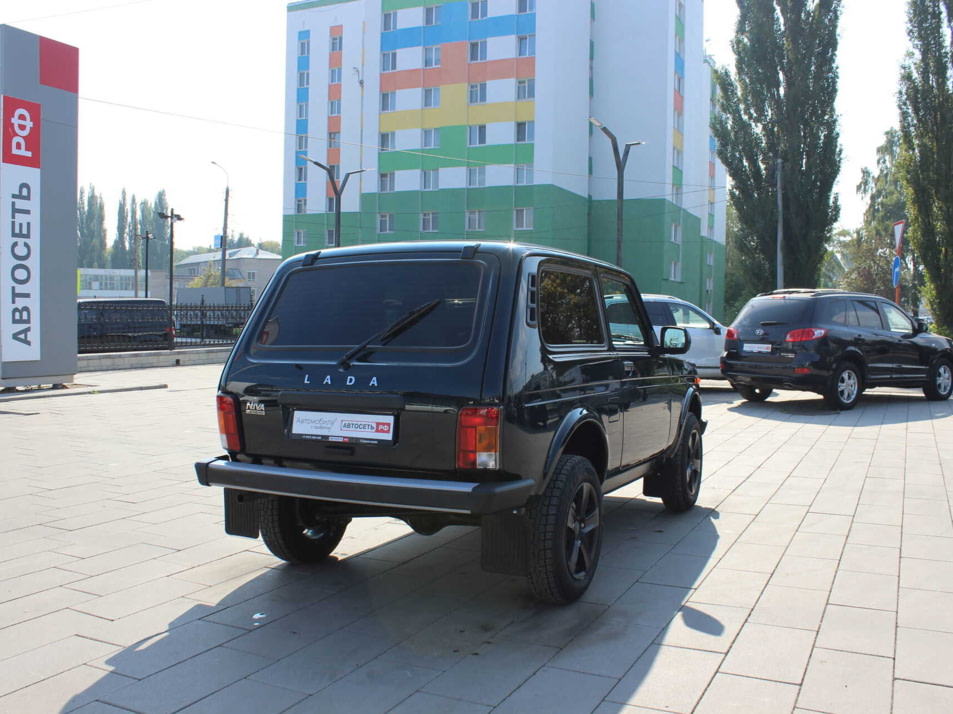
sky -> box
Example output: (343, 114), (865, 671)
(0, 0), (913, 252)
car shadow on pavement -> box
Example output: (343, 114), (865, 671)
(723, 389), (953, 425)
(60, 493), (723, 713)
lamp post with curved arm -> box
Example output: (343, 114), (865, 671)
(299, 155), (366, 247)
(590, 117), (645, 268)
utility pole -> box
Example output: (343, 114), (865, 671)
(136, 232), (153, 297)
(776, 156), (784, 290)
(212, 162), (229, 286)
(589, 117), (644, 268)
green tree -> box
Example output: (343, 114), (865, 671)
(77, 184), (107, 268)
(257, 240), (282, 254)
(722, 203), (758, 322)
(898, 0), (953, 331)
(110, 188), (130, 269)
(187, 264), (240, 287)
(712, 0), (843, 292)
(228, 232), (254, 249)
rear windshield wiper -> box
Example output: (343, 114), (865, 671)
(337, 299), (441, 369)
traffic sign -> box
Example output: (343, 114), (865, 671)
(893, 256), (902, 288)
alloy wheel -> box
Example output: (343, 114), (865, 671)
(565, 482), (601, 581)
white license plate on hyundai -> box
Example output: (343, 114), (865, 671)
(290, 411), (395, 445)
(743, 342), (772, 353)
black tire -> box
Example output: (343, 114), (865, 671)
(662, 413), (703, 512)
(737, 384), (773, 402)
(824, 361), (862, 410)
(924, 357), (953, 401)
(528, 455), (603, 605)
(259, 495), (349, 564)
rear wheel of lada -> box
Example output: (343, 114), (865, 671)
(662, 413), (703, 513)
(259, 496), (349, 564)
(528, 455), (603, 605)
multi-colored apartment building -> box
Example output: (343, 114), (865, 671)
(282, 0), (726, 317)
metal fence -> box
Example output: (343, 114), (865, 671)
(78, 302), (254, 353)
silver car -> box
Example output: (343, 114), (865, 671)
(643, 295), (726, 379)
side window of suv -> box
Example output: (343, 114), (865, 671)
(538, 268), (604, 346)
(671, 303), (711, 327)
(881, 303), (914, 333)
(826, 299), (859, 327)
(600, 274), (647, 347)
(854, 300), (884, 330)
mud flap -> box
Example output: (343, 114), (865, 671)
(480, 511), (529, 576)
(224, 489), (260, 538)
(642, 468), (670, 498)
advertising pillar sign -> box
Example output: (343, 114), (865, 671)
(0, 26), (78, 386)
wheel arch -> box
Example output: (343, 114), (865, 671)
(541, 408), (608, 493)
(837, 348), (867, 383)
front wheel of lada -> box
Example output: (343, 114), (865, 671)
(528, 455), (604, 605)
(259, 495), (349, 564)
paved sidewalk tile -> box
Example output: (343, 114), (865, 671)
(797, 648), (894, 714)
(606, 644), (722, 713)
(720, 622), (816, 684)
(695, 673), (799, 714)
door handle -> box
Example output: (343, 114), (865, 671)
(623, 361), (635, 374)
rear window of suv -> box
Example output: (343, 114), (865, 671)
(253, 260), (484, 355)
(733, 297), (813, 328)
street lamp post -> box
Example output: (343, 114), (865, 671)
(156, 209), (184, 305)
(136, 232), (153, 296)
(299, 155), (366, 247)
(590, 117), (644, 268)
(211, 161), (230, 286)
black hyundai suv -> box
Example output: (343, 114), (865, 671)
(722, 289), (953, 409)
(195, 241), (704, 604)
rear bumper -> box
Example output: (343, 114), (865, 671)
(195, 457), (535, 516)
(723, 367), (828, 391)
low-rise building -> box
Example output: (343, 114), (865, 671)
(175, 247), (283, 302)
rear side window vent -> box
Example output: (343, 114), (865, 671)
(527, 273), (538, 325)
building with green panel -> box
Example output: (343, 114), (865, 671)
(283, 0), (726, 318)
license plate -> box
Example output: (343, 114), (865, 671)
(290, 410), (395, 444)
(742, 342), (772, 353)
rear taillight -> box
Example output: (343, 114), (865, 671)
(725, 327), (738, 340)
(217, 394), (242, 451)
(785, 327), (827, 342)
(457, 407), (500, 469)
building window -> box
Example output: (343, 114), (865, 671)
(516, 78), (535, 100)
(378, 213), (395, 233)
(296, 165), (307, 182)
(466, 210), (485, 231)
(425, 5), (441, 26)
(514, 207), (534, 230)
(470, 0), (487, 20)
(328, 99), (341, 116)
(382, 51), (397, 72)
(294, 229), (306, 246)
(675, 33), (685, 58)
(330, 35), (343, 52)
(673, 108), (684, 132)
(670, 260), (682, 282)
(380, 131), (395, 152)
(424, 46), (441, 68)
(517, 35), (536, 57)
(468, 124), (487, 146)
(673, 184), (682, 206)
(379, 172), (395, 193)
(246, 271), (257, 282)
(467, 166), (486, 187)
(469, 82), (487, 104)
(326, 229), (336, 246)
(673, 147), (683, 169)
(518, 0), (535, 12)
(469, 40), (487, 62)
(516, 121), (535, 143)
(422, 128), (440, 148)
(298, 70), (310, 88)
(328, 164), (340, 180)
(329, 67), (342, 84)
(671, 223), (682, 244)
(328, 131), (340, 148)
(707, 251), (714, 266)
(296, 198), (307, 214)
(677, 0), (686, 20)
(382, 11), (397, 31)
(296, 134), (308, 151)
(515, 163), (534, 185)
(706, 276), (714, 293)
(422, 168), (439, 190)
(674, 72), (684, 94)
(381, 91), (396, 112)
(327, 196), (338, 213)
(297, 102), (308, 120)
(299, 39), (310, 56)
(421, 211), (439, 232)
(423, 87), (441, 108)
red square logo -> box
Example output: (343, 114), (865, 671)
(2, 97), (41, 169)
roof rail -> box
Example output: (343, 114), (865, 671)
(756, 288), (846, 297)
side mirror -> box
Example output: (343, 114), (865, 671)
(659, 326), (691, 354)
(712, 324), (722, 335)
(916, 319), (928, 335)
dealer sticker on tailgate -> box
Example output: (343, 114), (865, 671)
(290, 411), (395, 444)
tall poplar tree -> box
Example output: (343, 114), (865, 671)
(76, 184), (108, 268)
(898, 0), (953, 330)
(111, 188), (130, 268)
(712, 0), (843, 292)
